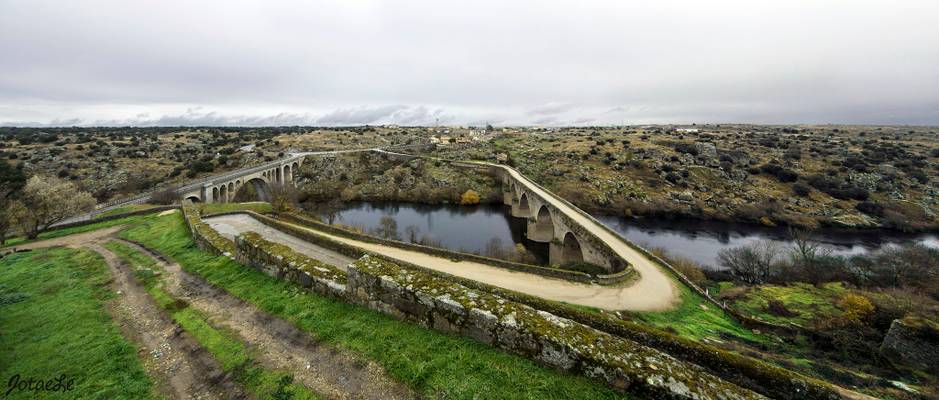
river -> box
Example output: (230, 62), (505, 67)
(309, 201), (939, 269)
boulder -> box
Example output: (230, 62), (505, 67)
(880, 317), (939, 373)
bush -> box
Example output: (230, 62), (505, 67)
(759, 164), (799, 182)
(459, 189), (480, 205)
(792, 183), (811, 197)
(767, 300), (798, 317)
(838, 294), (874, 323)
(854, 201), (884, 217)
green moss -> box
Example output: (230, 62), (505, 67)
(731, 282), (847, 326)
(198, 201), (273, 215)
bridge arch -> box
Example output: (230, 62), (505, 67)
(212, 187), (219, 203)
(227, 182), (234, 201)
(185, 195), (201, 203)
(283, 165), (291, 182)
(219, 184), (228, 203)
(291, 162), (299, 179)
(530, 205), (554, 242)
(235, 177), (272, 202)
(275, 168), (282, 183)
(518, 193), (530, 215)
(561, 232), (584, 265)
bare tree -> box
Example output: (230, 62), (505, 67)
(717, 240), (782, 284)
(788, 228), (833, 284)
(268, 182), (299, 213)
(149, 185), (180, 205)
(7, 175), (96, 239)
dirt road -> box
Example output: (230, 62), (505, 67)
(205, 213), (675, 311)
(87, 243), (247, 400)
(116, 239), (413, 400)
(5, 226), (124, 251)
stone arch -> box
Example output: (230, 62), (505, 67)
(235, 177), (272, 202)
(275, 168), (282, 183)
(283, 165), (291, 182)
(518, 193), (530, 214)
(227, 182), (234, 201)
(212, 187), (219, 203)
(533, 206), (554, 239)
(185, 195), (201, 203)
(219, 184), (228, 203)
(291, 162), (299, 179)
(561, 232), (584, 264)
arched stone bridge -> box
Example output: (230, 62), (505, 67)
(376, 151), (653, 274)
(178, 155), (305, 203)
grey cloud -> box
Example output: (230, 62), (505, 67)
(1, 0), (938, 126)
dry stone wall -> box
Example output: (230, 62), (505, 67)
(347, 255), (765, 400)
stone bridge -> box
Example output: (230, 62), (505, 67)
(178, 155), (305, 203)
(377, 151), (630, 273)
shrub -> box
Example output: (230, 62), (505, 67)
(792, 183), (811, 197)
(767, 299), (798, 317)
(854, 201), (884, 217)
(838, 294), (874, 323)
(459, 189), (480, 205)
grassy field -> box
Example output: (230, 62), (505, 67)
(105, 240), (320, 400)
(0, 248), (157, 400)
(120, 212), (637, 400)
(630, 278), (766, 343)
(95, 204), (158, 218)
(719, 282), (849, 326)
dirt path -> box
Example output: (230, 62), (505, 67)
(115, 239), (414, 400)
(5, 226), (124, 251)
(205, 213), (668, 311)
(86, 243), (248, 400)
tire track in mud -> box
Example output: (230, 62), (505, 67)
(114, 238), (415, 400)
(87, 243), (249, 400)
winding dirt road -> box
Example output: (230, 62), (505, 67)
(205, 213), (677, 311)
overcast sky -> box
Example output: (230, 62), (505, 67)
(1, 0), (937, 127)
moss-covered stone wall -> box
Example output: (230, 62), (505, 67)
(182, 203), (236, 256)
(347, 255), (765, 400)
(234, 231), (347, 300)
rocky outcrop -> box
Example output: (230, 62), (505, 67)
(880, 317), (939, 373)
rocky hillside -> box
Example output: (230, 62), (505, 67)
(296, 151), (501, 206)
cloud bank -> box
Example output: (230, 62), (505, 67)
(1, 0), (937, 126)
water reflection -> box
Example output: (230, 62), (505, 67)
(309, 202), (549, 264)
(594, 215), (939, 269)
(308, 201), (939, 270)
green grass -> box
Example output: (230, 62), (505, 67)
(1, 213), (156, 248)
(0, 248), (157, 400)
(730, 282), (848, 326)
(197, 202), (272, 215)
(631, 280), (766, 343)
(105, 240), (320, 400)
(96, 204), (158, 218)
(120, 212), (635, 400)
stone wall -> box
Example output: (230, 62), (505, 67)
(234, 231), (347, 300)
(347, 255), (765, 400)
(182, 204), (236, 256)
(186, 208), (844, 400)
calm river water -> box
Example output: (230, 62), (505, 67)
(311, 201), (939, 269)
